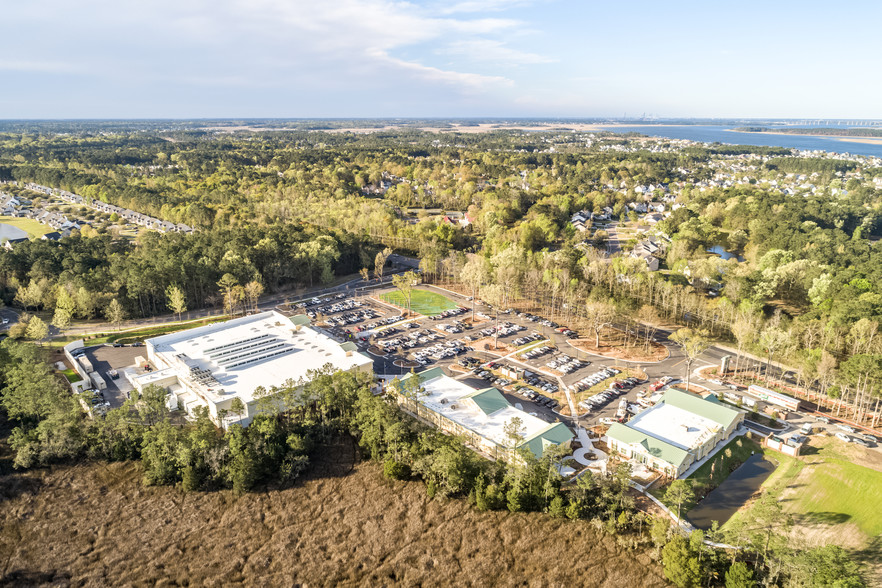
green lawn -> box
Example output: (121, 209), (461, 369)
(381, 289), (458, 316)
(0, 215), (52, 238)
(724, 436), (882, 544)
(61, 368), (83, 383)
(85, 317), (227, 345)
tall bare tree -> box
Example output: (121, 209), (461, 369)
(669, 327), (711, 393)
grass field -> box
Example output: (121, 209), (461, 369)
(0, 215), (52, 238)
(724, 435), (882, 563)
(381, 289), (458, 316)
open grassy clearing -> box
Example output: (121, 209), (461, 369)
(0, 215), (52, 238)
(381, 288), (458, 316)
(723, 435), (882, 577)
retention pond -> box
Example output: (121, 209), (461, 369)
(686, 453), (777, 530)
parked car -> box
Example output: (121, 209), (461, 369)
(835, 432), (852, 443)
(836, 424), (857, 434)
(814, 415), (831, 424)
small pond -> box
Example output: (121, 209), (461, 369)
(706, 245), (745, 262)
(686, 453), (777, 530)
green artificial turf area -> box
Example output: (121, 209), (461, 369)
(381, 289), (458, 316)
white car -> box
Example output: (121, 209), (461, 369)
(837, 424), (857, 434)
(1, 318), (8, 325)
(835, 432), (852, 443)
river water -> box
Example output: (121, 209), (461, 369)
(600, 125), (882, 158)
(686, 453), (777, 530)
(0, 223), (28, 242)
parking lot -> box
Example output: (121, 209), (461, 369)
(80, 345), (143, 408)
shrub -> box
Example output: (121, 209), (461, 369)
(383, 459), (411, 480)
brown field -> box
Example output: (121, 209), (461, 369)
(0, 439), (670, 587)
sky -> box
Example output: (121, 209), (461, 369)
(1, 0), (880, 119)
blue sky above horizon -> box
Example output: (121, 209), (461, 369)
(2, 0), (879, 119)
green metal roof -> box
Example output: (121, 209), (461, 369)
(518, 421), (574, 459)
(289, 314), (311, 326)
(461, 387), (510, 415)
(606, 422), (691, 468)
(403, 367), (445, 384)
(662, 389), (742, 428)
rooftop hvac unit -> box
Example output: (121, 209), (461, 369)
(440, 399), (448, 404)
(449, 404), (457, 410)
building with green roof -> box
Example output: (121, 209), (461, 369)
(396, 369), (573, 462)
(606, 389), (745, 477)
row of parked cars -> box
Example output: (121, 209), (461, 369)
(429, 307), (468, 321)
(379, 328), (444, 353)
(322, 308), (380, 326)
(513, 332), (544, 347)
(438, 321), (467, 334)
(546, 353), (587, 374)
(414, 341), (471, 365)
(570, 367), (623, 393)
(831, 423), (878, 447)
(579, 383), (630, 411)
(512, 387), (560, 409)
(520, 345), (553, 360)
(360, 315), (405, 334)
(296, 292), (348, 309)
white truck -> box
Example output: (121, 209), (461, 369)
(90, 371), (107, 391)
(78, 355), (94, 373)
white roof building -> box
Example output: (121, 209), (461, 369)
(132, 311), (373, 428)
(606, 389), (745, 477)
(397, 368), (573, 461)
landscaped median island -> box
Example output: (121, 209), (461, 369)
(569, 325), (668, 362)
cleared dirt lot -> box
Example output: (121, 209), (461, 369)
(0, 446), (669, 587)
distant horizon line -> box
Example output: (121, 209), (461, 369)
(1, 117), (881, 123)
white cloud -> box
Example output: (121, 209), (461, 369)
(438, 0), (534, 14)
(440, 39), (554, 66)
(369, 49), (512, 91)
